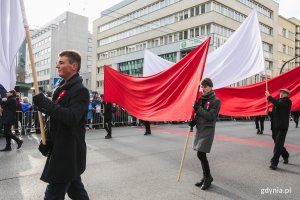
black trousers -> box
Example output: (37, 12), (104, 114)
(197, 151), (210, 176)
(144, 121), (151, 133)
(44, 176), (89, 200)
(271, 129), (289, 165)
(293, 114), (299, 127)
(255, 117), (265, 131)
(3, 124), (20, 146)
(104, 119), (112, 136)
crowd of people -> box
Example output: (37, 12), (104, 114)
(0, 49), (298, 198)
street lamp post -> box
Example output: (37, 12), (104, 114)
(280, 55), (300, 74)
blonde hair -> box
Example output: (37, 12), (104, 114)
(22, 97), (29, 103)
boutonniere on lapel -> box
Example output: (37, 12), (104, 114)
(206, 100), (211, 110)
(55, 90), (67, 104)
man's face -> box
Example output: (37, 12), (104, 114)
(280, 91), (288, 98)
(201, 85), (212, 95)
(56, 56), (77, 80)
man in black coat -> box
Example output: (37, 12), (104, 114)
(33, 50), (90, 199)
(0, 90), (23, 151)
(266, 89), (292, 170)
(101, 94), (113, 139)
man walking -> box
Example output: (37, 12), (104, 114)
(33, 50), (90, 199)
(266, 89), (292, 170)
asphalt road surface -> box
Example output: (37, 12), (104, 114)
(0, 120), (299, 200)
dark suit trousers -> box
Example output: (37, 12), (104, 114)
(3, 124), (20, 146)
(271, 129), (289, 165)
(255, 117), (264, 131)
(44, 176), (89, 200)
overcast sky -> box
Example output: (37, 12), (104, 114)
(23, 0), (300, 32)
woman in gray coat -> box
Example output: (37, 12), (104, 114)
(189, 78), (221, 190)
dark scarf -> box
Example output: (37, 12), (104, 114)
(199, 90), (215, 107)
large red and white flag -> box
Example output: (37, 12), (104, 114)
(215, 66), (300, 116)
(104, 38), (211, 121)
(143, 10), (265, 89)
(0, 0), (25, 91)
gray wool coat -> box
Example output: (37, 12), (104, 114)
(193, 91), (221, 153)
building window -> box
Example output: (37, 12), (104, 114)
(282, 28), (286, 37)
(118, 59), (143, 76)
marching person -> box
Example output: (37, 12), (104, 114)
(189, 78), (221, 190)
(291, 110), (300, 128)
(254, 115), (265, 134)
(266, 89), (292, 170)
(33, 50), (90, 199)
(0, 90), (23, 151)
(101, 94), (113, 139)
(143, 120), (151, 135)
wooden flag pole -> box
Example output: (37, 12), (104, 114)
(177, 85), (202, 182)
(177, 127), (192, 182)
(20, 0), (46, 145)
(265, 67), (269, 110)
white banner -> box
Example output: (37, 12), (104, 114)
(0, 0), (26, 91)
(143, 10), (265, 89)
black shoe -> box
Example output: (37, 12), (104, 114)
(17, 140), (23, 149)
(256, 130), (260, 134)
(105, 135), (112, 139)
(283, 157), (289, 164)
(201, 175), (213, 190)
(195, 178), (204, 187)
(260, 131), (263, 134)
(144, 132), (151, 135)
(269, 164), (277, 170)
(0, 146), (12, 151)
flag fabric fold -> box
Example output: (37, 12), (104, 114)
(215, 66), (300, 116)
(143, 10), (265, 89)
(104, 38), (211, 121)
(0, 0), (25, 91)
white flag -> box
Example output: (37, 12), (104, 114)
(0, 0), (26, 91)
(143, 10), (265, 89)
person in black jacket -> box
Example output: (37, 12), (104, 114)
(101, 94), (113, 139)
(254, 115), (265, 134)
(33, 50), (89, 199)
(143, 120), (151, 135)
(0, 90), (23, 151)
(291, 110), (300, 128)
(266, 89), (292, 170)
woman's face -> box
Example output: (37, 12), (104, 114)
(201, 85), (212, 95)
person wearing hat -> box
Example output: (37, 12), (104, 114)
(189, 78), (221, 190)
(265, 89), (292, 170)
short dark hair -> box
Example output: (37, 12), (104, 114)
(201, 78), (213, 87)
(8, 90), (16, 97)
(59, 50), (81, 72)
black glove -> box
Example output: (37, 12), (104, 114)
(33, 93), (46, 106)
(188, 120), (196, 127)
(193, 101), (200, 112)
(38, 141), (50, 156)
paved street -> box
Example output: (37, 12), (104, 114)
(0, 121), (299, 200)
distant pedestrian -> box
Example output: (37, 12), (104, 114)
(0, 90), (23, 151)
(266, 89), (291, 170)
(101, 94), (113, 139)
(291, 110), (300, 128)
(189, 78), (221, 190)
(254, 115), (265, 134)
(143, 120), (151, 135)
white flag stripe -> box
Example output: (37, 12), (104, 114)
(143, 10), (265, 89)
(0, 0), (26, 91)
